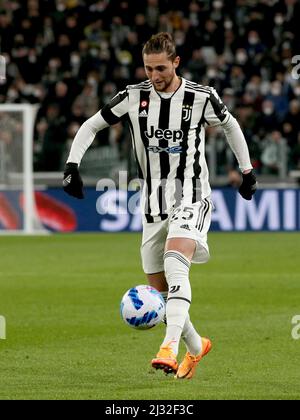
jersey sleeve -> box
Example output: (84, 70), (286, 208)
(202, 87), (252, 171)
(204, 87), (230, 127)
(67, 111), (109, 165)
(67, 88), (129, 165)
(100, 88), (129, 125)
(222, 114), (253, 172)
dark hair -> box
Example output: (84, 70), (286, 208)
(142, 32), (177, 61)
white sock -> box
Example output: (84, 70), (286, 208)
(182, 314), (202, 356)
(162, 251), (191, 356)
(161, 285), (201, 355)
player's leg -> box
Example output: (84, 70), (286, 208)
(160, 238), (195, 355)
(151, 237), (195, 373)
(148, 269), (202, 354)
(141, 221), (180, 373)
(162, 239), (211, 379)
(147, 272), (168, 293)
(158, 200), (213, 378)
(141, 219), (168, 276)
(141, 218), (169, 315)
(148, 269), (205, 359)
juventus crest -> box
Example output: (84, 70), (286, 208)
(182, 105), (192, 122)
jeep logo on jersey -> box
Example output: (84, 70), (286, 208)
(145, 126), (184, 143)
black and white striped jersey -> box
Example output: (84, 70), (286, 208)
(68, 77), (252, 222)
(101, 78), (229, 222)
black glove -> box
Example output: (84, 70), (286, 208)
(63, 163), (84, 199)
(239, 171), (257, 201)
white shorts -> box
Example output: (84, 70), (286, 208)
(141, 198), (213, 274)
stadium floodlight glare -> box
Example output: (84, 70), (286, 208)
(0, 104), (45, 234)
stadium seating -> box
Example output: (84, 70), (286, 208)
(0, 0), (299, 178)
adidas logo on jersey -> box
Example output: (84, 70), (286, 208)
(139, 109), (148, 117)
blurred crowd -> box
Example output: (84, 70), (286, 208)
(0, 0), (300, 178)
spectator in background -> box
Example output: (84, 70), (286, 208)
(257, 100), (281, 134)
(290, 132), (300, 171)
(35, 103), (67, 171)
(69, 101), (86, 126)
(133, 13), (152, 44)
(46, 81), (73, 116)
(158, 14), (173, 33)
(145, 0), (160, 30)
(282, 99), (300, 148)
(100, 81), (117, 105)
(266, 80), (289, 121)
(222, 88), (236, 111)
(261, 130), (286, 175)
(110, 16), (130, 49)
(0, 12), (14, 51)
(187, 49), (207, 81)
(73, 82), (99, 117)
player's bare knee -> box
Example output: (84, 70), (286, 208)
(165, 238), (196, 261)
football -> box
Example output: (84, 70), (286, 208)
(120, 285), (165, 330)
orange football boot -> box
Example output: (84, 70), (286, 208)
(175, 337), (212, 379)
(151, 344), (178, 374)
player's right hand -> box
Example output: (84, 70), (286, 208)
(63, 163), (84, 199)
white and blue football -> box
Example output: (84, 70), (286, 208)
(120, 285), (165, 330)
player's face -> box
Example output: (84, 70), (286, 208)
(143, 52), (180, 92)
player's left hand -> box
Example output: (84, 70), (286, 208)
(239, 170), (257, 200)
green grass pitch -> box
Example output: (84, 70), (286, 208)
(0, 232), (299, 400)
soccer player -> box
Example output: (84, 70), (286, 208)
(63, 33), (257, 379)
